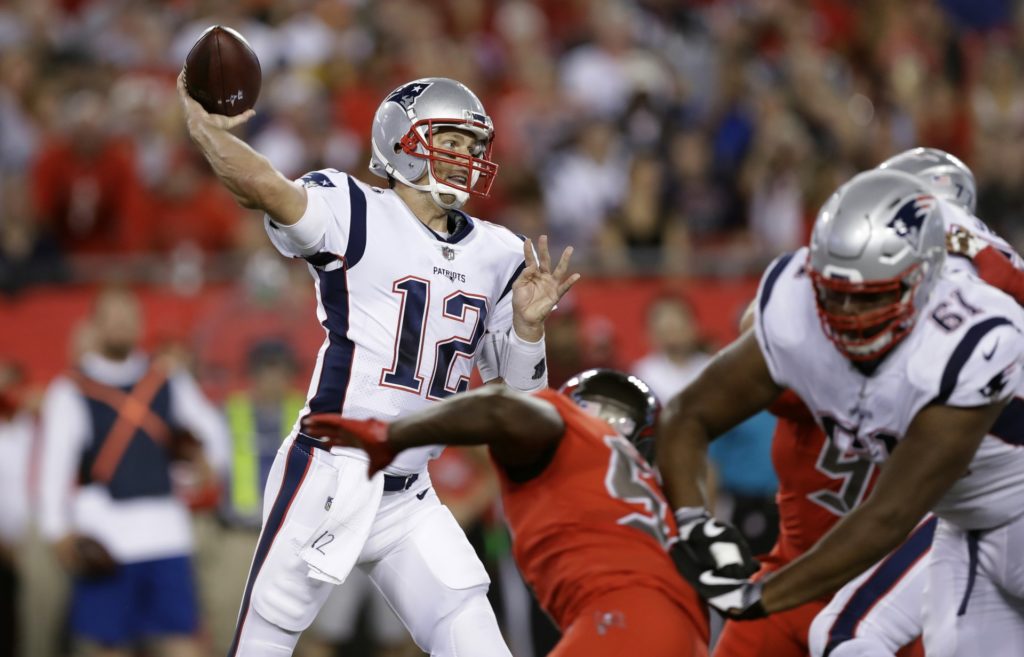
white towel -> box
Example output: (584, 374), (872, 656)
(295, 455), (384, 585)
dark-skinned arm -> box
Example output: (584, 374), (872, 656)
(759, 399), (1006, 613)
(657, 329), (785, 511)
(302, 385), (566, 473)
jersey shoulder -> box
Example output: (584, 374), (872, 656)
(470, 217), (525, 250)
(297, 168), (349, 189)
(754, 248), (819, 383)
(907, 272), (1024, 406)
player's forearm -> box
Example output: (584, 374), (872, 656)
(656, 404), (713, 510)
(761, 498), (917, 612)
(185, 119), (306, 223)
(388, 386), (562, 465)
(975, 247), (1024, 306)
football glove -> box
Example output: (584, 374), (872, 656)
(696, 571), (767, 620)
(675, 507), (760, 579)
(301, 414), (398, 476)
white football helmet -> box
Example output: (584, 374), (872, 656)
(808, 169), (946, 361)
(878, 147), (976, 214)
(368, 77), (497, 210)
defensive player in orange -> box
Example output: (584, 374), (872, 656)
(301, 370), (710, 657)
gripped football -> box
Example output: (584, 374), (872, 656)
(183, 25), (261, 117)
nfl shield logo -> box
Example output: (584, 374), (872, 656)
(441, 246), (456, 261)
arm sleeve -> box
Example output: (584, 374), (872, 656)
(168, 372), (232, 475)
(264, 170), (352, 258)
(974, 247), (1024, 307)
(38, 379), (90, 542)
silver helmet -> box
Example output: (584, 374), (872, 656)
(368, 77), (497, 210)
(877, 147), (976, 214)
(808, 169), (946, 361)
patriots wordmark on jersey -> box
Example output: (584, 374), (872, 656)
(266, 168), (527, 474)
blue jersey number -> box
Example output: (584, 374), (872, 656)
(380, 278), (489, 400)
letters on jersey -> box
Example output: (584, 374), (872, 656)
(264, 169), (526, 473)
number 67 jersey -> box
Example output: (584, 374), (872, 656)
(755, 246), (1024, 531)
(265, 169), (527, 474)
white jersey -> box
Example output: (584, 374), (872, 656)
(755, 247), (1024, 530)
(265, 169), (526, 474)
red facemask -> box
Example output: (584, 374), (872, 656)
(398, 118), (498, 198)
(808, 263), (925, 362)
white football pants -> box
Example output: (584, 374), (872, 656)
(226, 438), (511, 657)
(809, 516), (936, 657)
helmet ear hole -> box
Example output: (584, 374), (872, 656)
(393, 142), (402, 154)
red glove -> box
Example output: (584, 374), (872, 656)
(301, 414), (398, 476)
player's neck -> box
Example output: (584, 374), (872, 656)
(394, 185), (451, 233)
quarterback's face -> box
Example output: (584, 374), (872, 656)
(425, 128), (486, 188)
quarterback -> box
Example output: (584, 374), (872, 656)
(179, 73), (577, 657)
(660, 168), (1024, 657)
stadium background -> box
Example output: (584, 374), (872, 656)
(0, 0), (1021, 655)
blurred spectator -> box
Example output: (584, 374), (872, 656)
(38, 286), (229, 657)
(0, 177), (69, 295)
(630, 296), (710, 404)
(542, 118), (629, 261)
(134, 147), (245, 255)
(30, 89), (145, 255)
(0, 360), (32, 657)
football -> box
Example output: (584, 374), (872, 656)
(183, 25), (261, 117)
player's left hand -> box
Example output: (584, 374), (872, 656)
(301, 414), (398, 476)
(512, 235), (580, 341)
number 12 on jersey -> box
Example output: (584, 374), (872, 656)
(380, 277), (489, 400)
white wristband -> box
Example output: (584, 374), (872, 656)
(501, 327), (548, 392)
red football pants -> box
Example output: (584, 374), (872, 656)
(551, 587), (709, 657)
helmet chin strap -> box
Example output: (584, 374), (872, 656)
(388, 164), (469, 211)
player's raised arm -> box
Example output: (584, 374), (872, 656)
(302, 385), (566, 474)
(176, 72), (307, 225)
(758, 399), (1005, 614)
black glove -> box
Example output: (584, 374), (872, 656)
(675, 508), (760, 579)
(695, 573), (767, 620)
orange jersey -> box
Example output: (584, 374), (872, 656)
(496, 389), (707, 638)
(762, 390), (879, 571)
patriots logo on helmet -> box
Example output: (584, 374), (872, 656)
(386, 82), (433, 110)
(887, 194), (935, 242)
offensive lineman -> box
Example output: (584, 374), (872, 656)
(712, 149), (1010, 657)
(805, 150), (1024, 657)
(659, 168), (1024, 656)
(300, 369), (711, 657)
(179, 72), (577, 657)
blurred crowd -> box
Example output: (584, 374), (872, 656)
(2, 0), (1024, 294)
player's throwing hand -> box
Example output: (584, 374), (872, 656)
(512, 235), (580, 341)
(176, 71), (255, 135)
